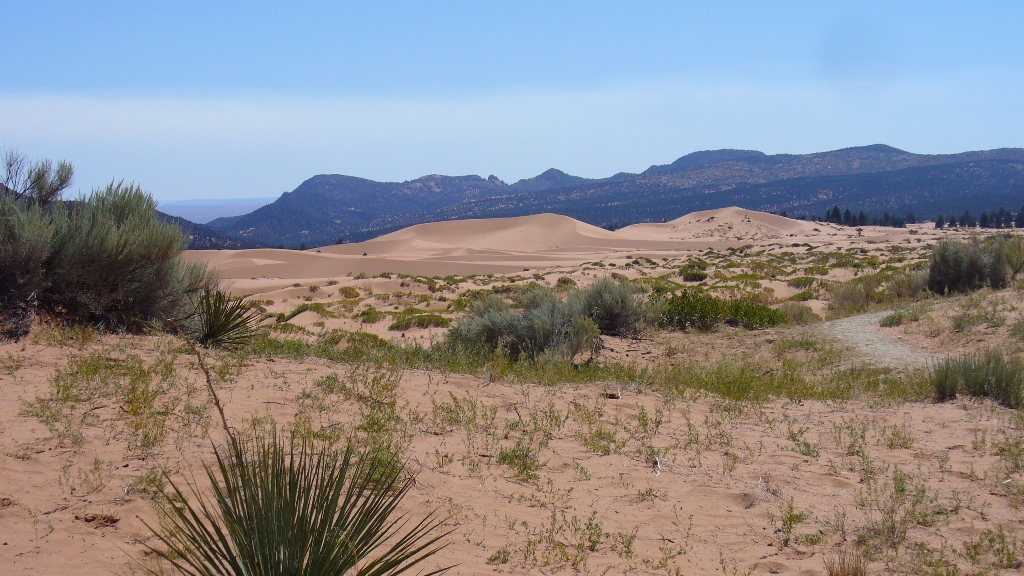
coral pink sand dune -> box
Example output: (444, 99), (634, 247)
(188, 208), (864, 288)
(622, 206), (835, 240)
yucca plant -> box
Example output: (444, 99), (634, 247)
(146, 428), (452, 576)
(193, 289), (262, 349)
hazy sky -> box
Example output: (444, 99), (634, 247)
(3, 1), (1023, 202)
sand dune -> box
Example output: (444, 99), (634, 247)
(622, 206), (838, 240)
(327, 213), (623, 255)
(188, 208), (915, 286)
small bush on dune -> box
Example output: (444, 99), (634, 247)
(0, 198), (55, 338)
(786, 276), (817, 290)
(446, 285), (608, 361)
(388, 313), (450, 331)
(658, 290), (723, 332)
(569, 277), (649, 337)
(928, 238), (1009, 295)
(1, 159), (214, 339)
(659, 290), (787, 332)
(826, 276), (882, 318)
(679, 266), (708, 282)
(724, 299), (788, 330)
(887, 268), (929, 300)
(41, 182), (214, 330)
(932, 350), (1024, 408)
(777, 302), (821, 325)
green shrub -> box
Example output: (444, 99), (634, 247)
(826, 274), (890, 318)
(355, 307), (385, 324)
(887, 268), (929, 299)
(632, 276), (683, 295)
(685, 257), (709, 270)
(724, 299), (788, 330)
(555, 276), (577, 290)
(880, 310), (908, 328)
(680, 267), (708, 282)
(337, 285), (360, 299)
(659, 290), (724, 332)
(786, 276), (817, 289)
(788, 289), (815, 302)
(928, 238), (1009, 295)
(281, 302), (338, 322)
(932, 351), (1024, 408)
(880, 306), (926, 328)
(660, 291), (786, 331)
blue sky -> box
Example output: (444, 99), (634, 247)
(3, 1), (1023, 202)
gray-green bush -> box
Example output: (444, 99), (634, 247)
(569, 277), (649, 337)
(446, 286), (601, 360)
(928, 238), (1009, 295)
(0, 177), (214, 338)
(0, 198), (54, 338)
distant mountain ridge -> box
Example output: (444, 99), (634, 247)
(202, 145), (1024, 248)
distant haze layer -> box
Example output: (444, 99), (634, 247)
(158, 197), (277, 223)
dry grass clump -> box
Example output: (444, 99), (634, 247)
(823, 546), (868, 576)
(932, 350), (1024, 408)
(928, 237), (1010, 294)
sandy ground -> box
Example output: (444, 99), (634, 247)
(4, 207), (1024, 575)
(817, 312), (939, 370)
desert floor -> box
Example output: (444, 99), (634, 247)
(3, 208), (1024, 575)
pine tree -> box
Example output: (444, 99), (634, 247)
(935, 215), (945, 229)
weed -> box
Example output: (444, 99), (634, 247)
(883, 421), (915, 450)
(823, 546), (868, 576)
(769, 499), (810, 549)
(856, 466), (939, 551)
(1, 352), (23, 373)
(962, 524), (1023, 570)
(788, 425), (820, 458)
(572, 460), (591, 481)
(21, 347), (195, 452)
(486, 547), (511, 565)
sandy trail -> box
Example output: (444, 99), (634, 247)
(818, 311), (939, 369)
